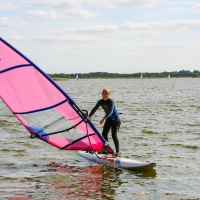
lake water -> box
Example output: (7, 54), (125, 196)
(0, 78), (200, 199)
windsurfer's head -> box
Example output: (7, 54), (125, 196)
(102, 87), (110, 100)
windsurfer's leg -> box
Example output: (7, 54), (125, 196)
(102, 121), (111, 142)
(111, 124), (119, 153)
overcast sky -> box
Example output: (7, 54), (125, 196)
(1, 0), (200, 74)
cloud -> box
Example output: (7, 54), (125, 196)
(121, 19), (200, 34)
(25, 7), (101, 20)
(115, 0), (164, 8)
(36, 34), (104, 43)
(25, 10), (57, 19)
(50, 25), (118, 35)
(50, 19), (200, 36)
(0, 2), (16, 10)
(191, 3), (200, 14)
(77, 25), (119, 33)
(23, 0), (163, 9)
(28, 19), (200, 44)
(0, 17), (26, 28)
(79, 0), (164, 9)
(22, 0), (72, 8)
(63, 8), (101, 18)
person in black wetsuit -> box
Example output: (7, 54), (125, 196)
(88, 87), (121, 157)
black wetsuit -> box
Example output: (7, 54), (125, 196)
(89, 99), (121, 153)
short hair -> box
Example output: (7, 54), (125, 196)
(102, 87), (110, 95)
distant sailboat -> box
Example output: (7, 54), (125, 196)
(168, 74), (170, 78)
(140, 73), (143, 79)
(76, 74), (78, 80)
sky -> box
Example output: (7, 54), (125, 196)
(1, 0), (200, 74)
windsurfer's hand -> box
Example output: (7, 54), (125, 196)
(88, 116), (91, 120)
(100, 118), (105, 125)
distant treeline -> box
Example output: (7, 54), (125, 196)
(48, 70), (200, 79)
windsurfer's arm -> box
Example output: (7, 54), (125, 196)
(88, 101), (100, 119)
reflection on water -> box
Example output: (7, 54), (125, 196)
(0, 161), (156, 200)
(129, 167), (157, 178)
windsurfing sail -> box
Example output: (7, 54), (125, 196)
(0, 38), (113, 153)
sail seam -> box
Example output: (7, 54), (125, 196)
(60, 133), (96, 149)
(0, 64), (32, 74)
(32, 110), (88, 137)
(14, 99), (68, 114)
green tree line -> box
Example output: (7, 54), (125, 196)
(48, 70), (200, 79)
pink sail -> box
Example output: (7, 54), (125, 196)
(0, 38), (109, 152)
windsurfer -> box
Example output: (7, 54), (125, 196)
(88, 87), (121, 157)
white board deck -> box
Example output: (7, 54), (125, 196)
(78, 151), (156, 170)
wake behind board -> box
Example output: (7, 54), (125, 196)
(79, 151), (156, 170)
